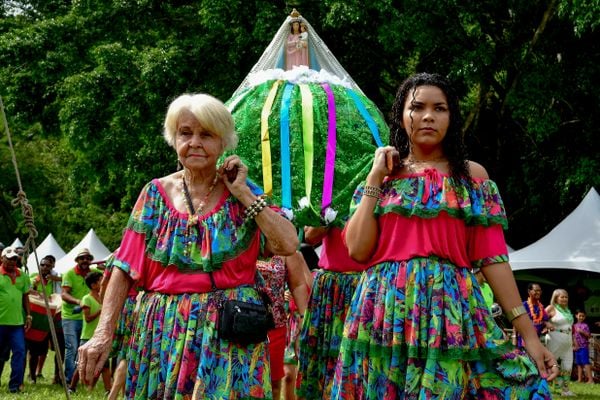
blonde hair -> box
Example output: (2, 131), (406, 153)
(163, 93), (238, 150)
(550, 288), (568, 306)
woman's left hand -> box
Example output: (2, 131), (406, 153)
(523, 338), (560, 381)
(219, 155), (250, 200)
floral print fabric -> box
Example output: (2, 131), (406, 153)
(330, 172), (551, 399)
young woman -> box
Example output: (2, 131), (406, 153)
(331, 73), (559, 398)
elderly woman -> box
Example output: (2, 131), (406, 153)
(78, 93), (298, 399)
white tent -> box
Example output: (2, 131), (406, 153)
(26, 233), (67, 274)
(54, 229), (112, 274)
(10, 237), (23, 248)
(510, 188), (600, 273)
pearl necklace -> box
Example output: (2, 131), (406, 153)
(181, 172), (218, 225)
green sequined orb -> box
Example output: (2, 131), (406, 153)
(226, 75), (389, 228)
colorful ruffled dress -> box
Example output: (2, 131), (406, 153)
(257, 256), (289, 382)
(331, 169), (551, 399)
(297, 227), (368, 399)
(104, 255), (139, 362)
(111, 179), (274, 400)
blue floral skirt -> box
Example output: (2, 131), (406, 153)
(125, 289), (272, 399)
(331, 257), (551, 399)
(297, 269), (362, 399)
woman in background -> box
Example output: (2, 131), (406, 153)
(545, 288), (575, 396)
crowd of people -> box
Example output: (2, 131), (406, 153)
(1, 73), (598, 399)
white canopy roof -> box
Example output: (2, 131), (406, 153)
(54, 229), (112, 274)
(510, 188), (600, 272)
(10, 237), (23, 248)
(26, 233), (66, 274)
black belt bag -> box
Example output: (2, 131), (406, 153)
(210, 271), (275, 346)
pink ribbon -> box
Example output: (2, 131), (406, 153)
(321, 83), (337, 212)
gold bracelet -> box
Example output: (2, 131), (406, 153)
(363, 185), (382, 199)
(505, 305), (527, 322)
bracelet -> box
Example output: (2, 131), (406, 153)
(244, 196), (268, 221)
(505, 305), (527, 322)
(26, 315), (32, 320)
(363, 185), (382, 199)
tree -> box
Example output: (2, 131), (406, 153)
(1, 0), (598, 250)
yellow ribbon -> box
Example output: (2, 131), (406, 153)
(299, 84), (314, 204)
(260, 81), (281, 196)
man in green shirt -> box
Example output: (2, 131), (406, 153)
(27, 255), (63, 383)
(0, 246), (32, 393)
(61, 248), (95, 384)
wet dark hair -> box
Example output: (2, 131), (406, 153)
(85, 271), (103, 289)
(42, 255), (56, 263)
(389, 73), (470, 184)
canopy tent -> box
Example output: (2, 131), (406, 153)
(54, 228), (112, 274)
(26, 233), (66, 274)
(10, 237), (23, 248)
(509, 187), (600, 273)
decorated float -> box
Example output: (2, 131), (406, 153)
(226, 9), (389, 228)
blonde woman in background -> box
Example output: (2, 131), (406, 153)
(545, 288), (576, 396)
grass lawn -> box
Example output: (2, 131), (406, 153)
(2, 349), (599, 399)
(1, 349), (108, 399)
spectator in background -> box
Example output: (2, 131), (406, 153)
(61, 248), (96, 385)
(573, 310), (595, 384)
(27, 255), (62, 383)
(69, 271), (110, 394)
(545, 289), (575, 396)
(0, 246), (32, 393)
(518, 283), (553, 347)
(257, 252), (311, 400)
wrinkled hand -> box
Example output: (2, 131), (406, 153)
(78, 332), (112, 387)
(219, 155), (249, 200)
(524, 338), (559, 381)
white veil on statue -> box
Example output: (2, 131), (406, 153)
(231, 9), (364, 99)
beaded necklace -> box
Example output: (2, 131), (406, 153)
(181, 172), (218, 225)
(527, 298), (545, 324)
(554, 303), (574, 324)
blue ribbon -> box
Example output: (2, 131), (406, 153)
(347, 89), (383, 147)
(280, 83), (294, 210)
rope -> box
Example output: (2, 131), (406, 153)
(1, 95), (72, 399)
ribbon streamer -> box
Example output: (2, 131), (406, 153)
(299, 84), (315, 209)
(320, 83), (337, 211)
(347, 89), (383, 147)
(260, 80), (281, 196)
(279, 83), (294, 210)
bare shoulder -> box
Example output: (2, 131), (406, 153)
(467, 160), (489, 179)
(158, 171), (181, 188)
(157, 171), (182, 199)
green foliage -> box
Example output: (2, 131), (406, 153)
(0, 0), (598, 250)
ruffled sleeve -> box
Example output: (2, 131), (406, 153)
(347, 171), (509, 268)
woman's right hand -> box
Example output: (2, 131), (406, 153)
(367, 146), (399, 186)
(78, 330), (112, 386)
